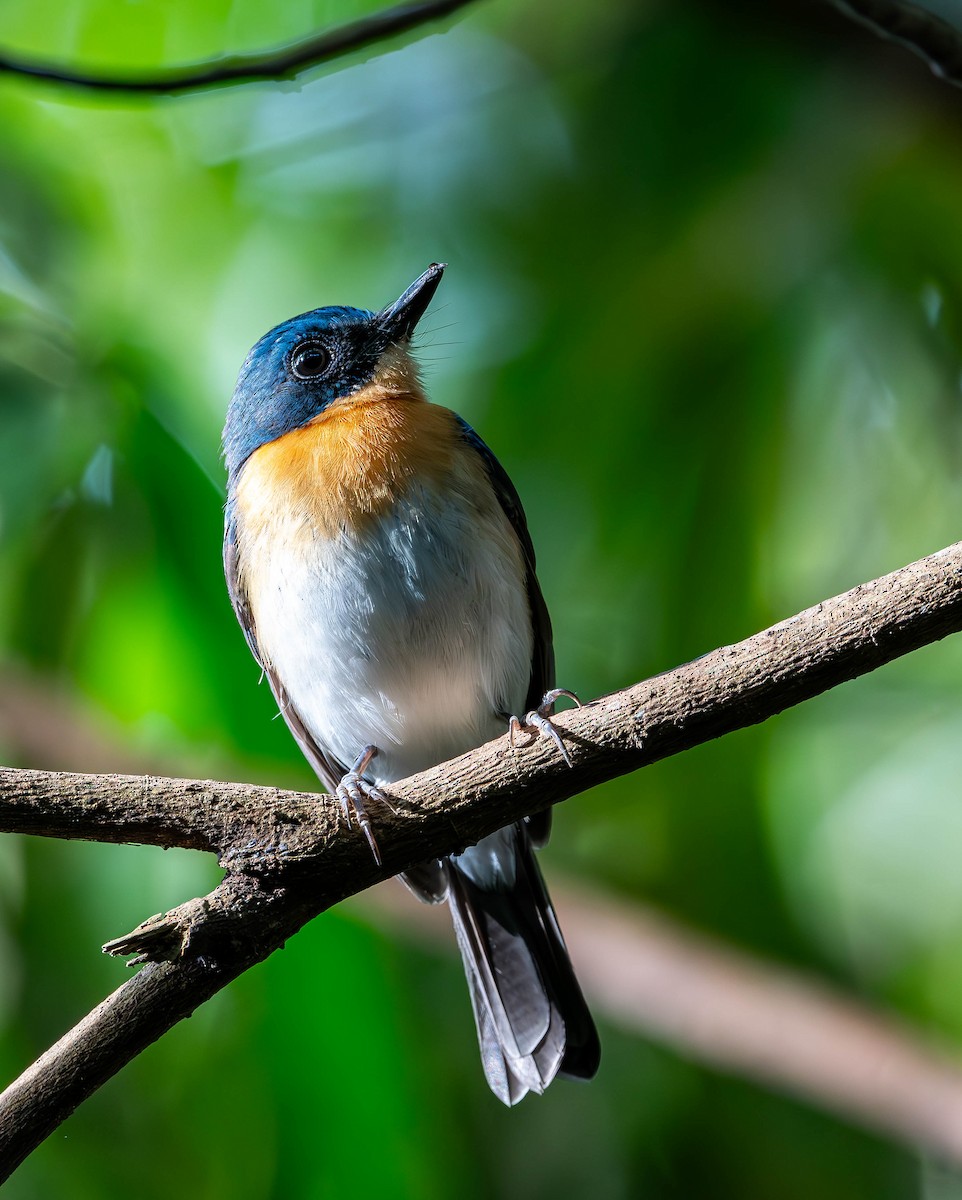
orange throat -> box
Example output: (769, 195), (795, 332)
(234, 386), (458, 542)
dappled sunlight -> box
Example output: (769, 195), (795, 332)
(5, 0), (962, 1194)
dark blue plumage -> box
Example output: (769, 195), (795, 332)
(224, 306), (378, 478)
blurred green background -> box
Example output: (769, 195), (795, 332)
(3, 0), (962, 1194)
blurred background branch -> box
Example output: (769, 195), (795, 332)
(361, 878), (962, 1165)
(0, 0), (480, 94)
(833, 0), (962, 88)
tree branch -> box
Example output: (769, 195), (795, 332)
(2, 539), (961, 872)
(0, 0), (479, 96)
(1, 539), (962, 1176)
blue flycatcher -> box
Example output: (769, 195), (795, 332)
(223, 264), (600, 1104)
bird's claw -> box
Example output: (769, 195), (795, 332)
(508, 688), (581, 768)
(335, 745), (395, 866)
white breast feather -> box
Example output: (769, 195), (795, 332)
(242, 473), (534, 787)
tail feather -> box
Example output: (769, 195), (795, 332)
(465, 952), (558, 1105)
(444, 822), (600, 1105)
(513, 832), (600, 1081)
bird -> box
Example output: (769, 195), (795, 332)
(222, 263), (600, 1104)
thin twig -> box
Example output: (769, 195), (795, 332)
(0, 0), (479, 95)
(832, 0), (962, 87)
(0, 539), (961, 1175)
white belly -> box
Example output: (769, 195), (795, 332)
(245, 480), (534, 783)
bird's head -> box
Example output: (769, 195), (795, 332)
(223, 263), (445, 478)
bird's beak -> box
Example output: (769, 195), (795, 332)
(377, 263), (446, 342)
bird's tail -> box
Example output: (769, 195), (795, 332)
(444, 823), (600, 1105)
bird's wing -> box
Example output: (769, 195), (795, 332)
(455, 417), (555, 847)
(454, 417), (554, 706)
(223, 510), (345, 795)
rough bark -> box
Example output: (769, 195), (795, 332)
(0, 540), (961, 1176)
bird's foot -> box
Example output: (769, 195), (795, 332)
(508, 688), (581, 768)
(335, 745), (396, 866)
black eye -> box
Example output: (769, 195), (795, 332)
(290, 342), (331, 380)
